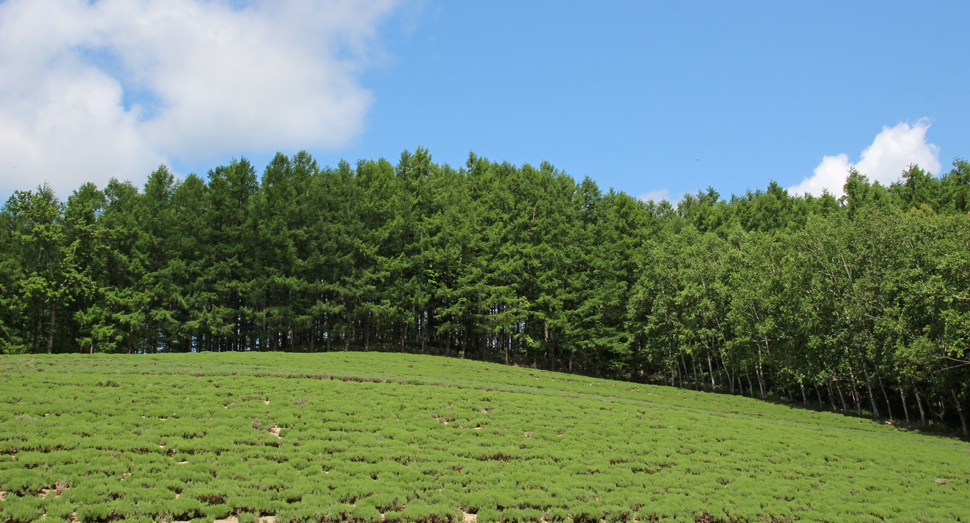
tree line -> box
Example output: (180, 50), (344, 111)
(1, 149), (968, 433)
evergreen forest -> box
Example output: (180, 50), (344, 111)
(2, 149), (969, 434)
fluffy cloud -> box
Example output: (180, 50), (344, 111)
(789, 120), (942, 199)
(0, 0), (399, 199)
(638, 189), (670, 203)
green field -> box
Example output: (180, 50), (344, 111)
(1, 353), (968, 523)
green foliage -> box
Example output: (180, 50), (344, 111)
(2, 150), (970, 518)
(1, 150), (653, 372)
(2, 149), (968, 437)
(0, 353), (967, 521)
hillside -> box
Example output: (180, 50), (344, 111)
(1, 353), (968, 522)
(5, 152), (970, 436)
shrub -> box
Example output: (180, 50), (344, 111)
(543, 507), (569, 523)
(41, 497), (76, 522)
(105, 498), (137, 519)
(328, 504), (356, 523)
(203, 503), (232, 520)
(426, 503), (460, 523)
(275, 505), (318, 523)
(402, 502), (433, 523)
(76, 502), (112, 523)
(1, 494), (44, 523)
(503, 507), (542, 523)
(604, 506), (633, 523)
(476, 508), (503, 523)
(170, 495), (206, 520)
(332, 483), (374, 505)
(458, 491), (490, 513)
(371, 493), (406, 513)
(228, 494), (265, 514)
(295, 504), (336, 523)
(65, 485), (103, 507)
(350, 503), (382, 523)
(571, 504), (605, 523)
(1, 468), (46, 495)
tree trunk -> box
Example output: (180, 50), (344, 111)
(836, 381), (848, 415)
(827, 380), (837, 411)
(47, 304), (56, 354)
(421, 313), (427, 354)
(814, 383), (824, 410)
(694, 360), (705, 392)
(550, 334), (556, 372)
(899, 385), (910, 424)
(746, 372), (755, 398)
(680, 354), (697, 388)
(952, 389), (968, 436)
(707, 356), (717, 392)
(847, 364), (863, 417)
(800, 382), (808, 405)
(678, 356), (688, 389)
(512, 324), (519, 366)
(310, 322), (316, 353)
(756, 364), (766, 399)
(288, 322), (294, 352)
(532, 337), (537, 368)
(877, 375), (893, 421)
(545, 322), (553, 372)
(668, 355), (675, 387)
(722, 357), (734, 394)
(503, 328), (509, 365)
(914, 387), (928, 427)
(482, 332), (489, 363)
(862, 366), (879, 418)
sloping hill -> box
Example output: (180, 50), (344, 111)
(1, 353), (968, 522)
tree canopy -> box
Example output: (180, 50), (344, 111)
(2, 151), (969, 433)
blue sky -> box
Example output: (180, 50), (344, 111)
(2, 1), (968, 202)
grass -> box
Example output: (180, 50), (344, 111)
(0, 352), (968, 522)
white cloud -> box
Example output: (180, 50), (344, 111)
(0, 0), (400, 199)
(789, 120), (942, 199)
(638, 189), (670, 203)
